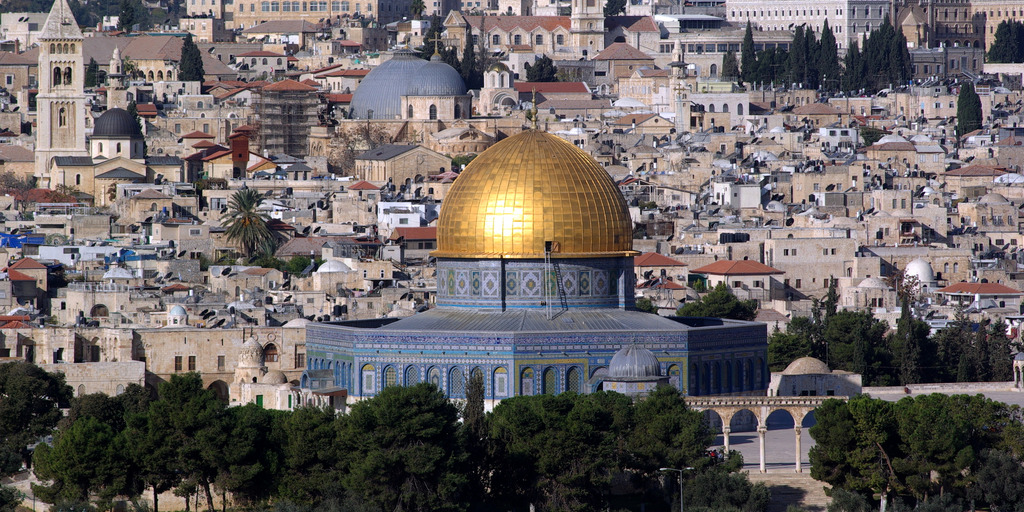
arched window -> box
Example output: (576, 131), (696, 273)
(520, 367), (534, 395)
(98, 143), (103, 153)
(722, 103), (729, 113)
(429, 104), (437, 120)
(116, 142), (122, 153)
(53, 67), (62, 86)
(58, 107), (67, 127)
(668, 364), (681, 390)
(384, 366), (397, 387)
(708, 104), (716, 113)
(148, 70), (155, 81)
(737, 104), (744, 115)
(50, 43), (56, 54)
(75, 174), (81, 186)
(263, 58), (268, 65)
(264, 343), (279, 362)
(543, 367), (557, 394)
(493, 367), (508, 396)
(158, 70), (164, 81)
(64, 66), (71, 84)
(500, 73), (507, 87)
(405, 365), (419, 385)
(454, 104), (461, 118)
(407, 104), (413, 118)
(566, 367), (581, 393)
(70, 43), (75, 53)
(361, 364), (375, 394)
(449, 367), (465, 396)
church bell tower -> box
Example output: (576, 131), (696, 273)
(34, 0), (89, 183)
(570, 0), (605, 59)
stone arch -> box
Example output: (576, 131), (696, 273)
(703, 409), (724, 431)
(158, 70), (164, 81)
(766, 408), (796, 429)
(722, 103), (730, 113)
(64, 66), (71, 84)
(708, 104), (716, 113)
(521, 367), (535, 395)
(737, 104), (744, 116)
(542, 367), (557, 394)
(90, 304), (110, 317)
(78, 384), (85, 396)
(207, 380), (229, 402)
(263, 343), (279, 363)
(710, 63), (718, 77)
(53, 66), (62, 85)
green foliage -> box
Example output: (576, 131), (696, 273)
(251, 254), (285, 271)
(409, 0), (425, 18)
(284, 256), (312, 274)
(85, 59), (99, 88)
(860, 126), (885, 146)
(0, 362), (73, 474)
(451, 154), (476, 169)
(459, 32), (482, 89)
(338, 383), (467, 512)
(222, 189), (273, 258)
(676, 282), (757, 321)
(634, 297), (658, 313)
(0, 484), (19, 512)
(683, 466), (770, 512)
(987, 20), (1024, 63)
(740, 22), (756, 85)
(524, 55), (558, 82)
(818, 20), (841, 91)
(178, 34), (205, 82)
(603, 0), (626, 16)
(957, 82), (983, 135)
(811, 394), (1024, 510)
(721, 50), (741, 81)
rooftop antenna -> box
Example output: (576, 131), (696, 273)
(531, 88), (538, 130)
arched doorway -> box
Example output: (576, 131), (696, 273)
(90, 304), (109, 317)
(207, 380), (229, 402)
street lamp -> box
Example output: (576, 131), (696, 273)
(659, 467), (694, 512)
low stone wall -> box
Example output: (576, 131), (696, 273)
(40, 361), (146, 397)
(864, 381), (1021, 395)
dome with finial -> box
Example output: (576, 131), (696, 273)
(608, 345), (662, 381)
(348, 50), (466, 119)
(238, 338), (264, 367)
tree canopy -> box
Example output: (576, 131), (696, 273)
(178, 34), (205, 82)
(676, 282), (758, 321)
(524, 56), (558, 82)
(222, 189), (275, 258)
(987, 20), (1024, 63)
(957, 82), (983, 136)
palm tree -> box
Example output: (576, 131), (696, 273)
(222, 189), (273, 259)
(410, 0), (425, 19)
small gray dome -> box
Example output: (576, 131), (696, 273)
(262, 370), (288, 385)
(608, 345), (662, 380)
(169, 305), (187, 316)
(94, 108), (142, 138)
(783, 357), (831, 375)
(349, 51), (466, 119)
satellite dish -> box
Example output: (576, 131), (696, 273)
(221, 268), (231, 276)
(177, 250), (187, 257)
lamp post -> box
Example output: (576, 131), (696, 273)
(659, 466), (693, 512)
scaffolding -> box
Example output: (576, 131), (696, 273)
(254, 84), (321, 158)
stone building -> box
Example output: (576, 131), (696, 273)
(353, 144), (450, 186)
(768, 357), (862, 397)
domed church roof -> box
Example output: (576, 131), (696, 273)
(349, 51), (466, 120)
(608, 345), (662, 381)
(237, 338), (264, 368)
(432, 130), (636, 259)
(93, 108), (143, 138)
(782, 357), (831, 375)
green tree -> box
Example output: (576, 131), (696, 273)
(32, 417), (139, 510)
(627, 386), (713, 473)
(0, 362), (73, 473)
(957, 82), (983, 136)
(338, 383), (468, 512)
(84, 58), (99, 88)
(888, 300), (930, 385)
(787, 26), (808, 86)
(178, 34), (205, 82)
(276, 406), (344, 504)
(676, 282), (757, 321)
(524, 55), (558, 82)
(768, 327), (813, 372)
(603, 0), (625, 16)
(117, 0), (137, 32)
(0, 485), (19, 512)
(222, 189), (274, 259)
(741, 21), (756, 85)
(721, 50), (741, 82)
(410, 0), (425, 19)
(212, 405), (282, 505)
(459, 33), (480, 90)
(842, 42), (865, 92)
(123, 406), (180, 512)
(634, 297), (658, 313)
(987, 21), (1022, 63)
(822, 310), (892, 385)
(284, 255), (312, 274)
(860, 126), (885, 146)
(818, 20), (841, 92)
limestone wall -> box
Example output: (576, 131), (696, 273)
(40, 361), (145, 396)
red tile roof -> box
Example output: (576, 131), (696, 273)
(463, 15), (570, 33)
(594, 42), (653, 61)
(690, 260), (784, 275)
(181, 130), (215, 139)
(262, 79), (318, 92)
(0, 320), (33, 329)
(634, 252), (687, 267)
(389, 227), (437, 240)
(4, 269), (34, 281)
(348, 180), (379, 190)
(317, 68), (371, 78)
(326, 93), (353, 103)
(161, 283), (191, 292)
(639, 279), (685, 290)
(945, 164), (1008, 177)
(936, 282), (1021, 295)
(9, 258), (46, 270)
(792, 103), (841, 116)
(513, 82), (589, 94)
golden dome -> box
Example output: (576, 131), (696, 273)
(432, 130), (636, 259)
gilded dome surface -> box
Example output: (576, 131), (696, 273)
(432, 131), (636, 259)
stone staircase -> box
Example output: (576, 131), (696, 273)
(746, 471), (832, 512)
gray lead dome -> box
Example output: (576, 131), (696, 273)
(608, 345), (662, 381)
(348, 51), (466, 119)
(93, 108), (142, 138)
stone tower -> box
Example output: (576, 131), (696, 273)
(569, 0), (604, 59)
(34, 0), (89, 183)
(669, 40), (691, 133)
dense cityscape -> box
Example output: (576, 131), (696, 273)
(2, 0), (1024, 510)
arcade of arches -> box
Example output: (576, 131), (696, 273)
(687, 396), (844, 473)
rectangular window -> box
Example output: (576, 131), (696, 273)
(188, 355), (196, 371)
(795, 279), (802, 288)
(783, 249), (790, 256)
(217, 355), (225, 371)
(189, 228), (202, 236)
(174, 356), (183, 372)
(295, 352), (305, 368)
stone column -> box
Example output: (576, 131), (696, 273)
(722, 426), (731, 453)
(795, 426), (802, 473)
(758, 426), (767, 473)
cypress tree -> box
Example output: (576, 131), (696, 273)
(841, 42), (863, 92)
(84, 58), (99, 88)
(787, 26), (807, 86)
(987, 21), (1021, 63)
(722, 50), (741, 82)
(178, 34), (205, 82)
(741, 21), (756, 85)
(460, 33), (478, 89)
(957, 82), (982, 136)
(117, 0), (136, 33)
(818, 20), (840, 92)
